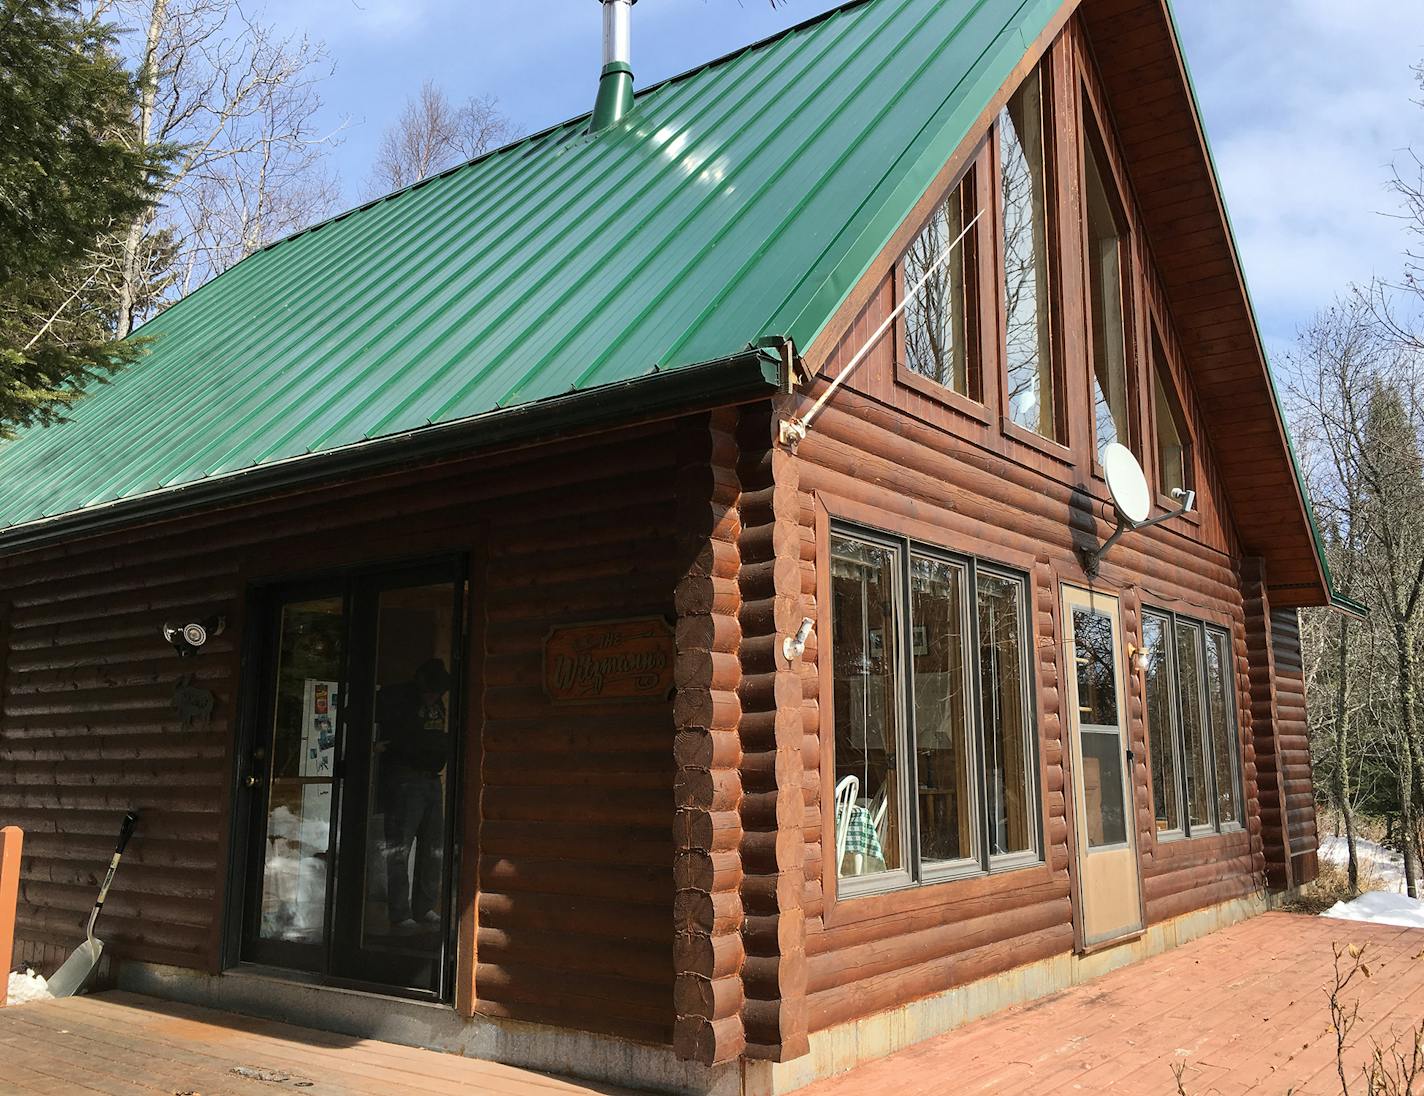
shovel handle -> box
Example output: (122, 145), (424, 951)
(87, 812), (138, 942)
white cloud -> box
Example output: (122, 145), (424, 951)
(1173, 0), (1424, 346)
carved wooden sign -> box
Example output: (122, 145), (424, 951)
(544, 617), (675, 704)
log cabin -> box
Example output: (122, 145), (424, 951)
(0, 0), (1361, 1091)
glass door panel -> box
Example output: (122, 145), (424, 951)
(333, 579), (459, 992)
(240, 561), (463, 999)
(248, 594), (345, 969)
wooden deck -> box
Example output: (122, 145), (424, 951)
(0, 991), (641, 1095)
(804, 911), (1424, 1095)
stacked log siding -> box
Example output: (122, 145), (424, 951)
(0, 420), (688, 1045)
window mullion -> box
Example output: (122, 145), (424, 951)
(1167, 611), (1193, 838)
(898, 539), (921, 881)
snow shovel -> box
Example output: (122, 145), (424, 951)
(48, 811), (139, 998)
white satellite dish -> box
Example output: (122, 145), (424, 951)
(1102, 443), (1151, 526)
(1081, 444), (1195, 576)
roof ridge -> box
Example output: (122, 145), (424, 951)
(247, 0), (879, 263)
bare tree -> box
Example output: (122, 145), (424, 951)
(96, 0), (341, 334)
(367, 81), (515, 196)
(1289, 295), (1424, 897)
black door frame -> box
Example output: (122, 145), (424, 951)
(222, 553), (468, 1002)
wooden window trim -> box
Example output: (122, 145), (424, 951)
(814, 493), (1047, 928)
(893, 141), (995, 427)
(1140, 604), (1244, 843)
(1078, 87), (1140, 482)
(992, 60), (1070, 455)
(1147, 319), (1200, 525)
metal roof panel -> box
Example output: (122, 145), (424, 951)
(0, 0), (1062, 531)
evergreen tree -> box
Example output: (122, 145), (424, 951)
(0, 0), (167, 437)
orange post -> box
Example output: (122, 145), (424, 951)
(0, 827), (22, 1006)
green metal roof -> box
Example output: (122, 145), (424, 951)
(0, 0), (1062, 535)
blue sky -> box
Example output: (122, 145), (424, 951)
(271, 0), (1424, 361)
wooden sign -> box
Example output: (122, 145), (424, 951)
(544, 617), (675, 704)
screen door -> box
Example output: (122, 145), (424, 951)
(1062, 585), (1143, 948)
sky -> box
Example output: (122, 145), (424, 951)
(267, 0), (1424, 362)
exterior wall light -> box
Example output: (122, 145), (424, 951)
(783, 617), (815, 662)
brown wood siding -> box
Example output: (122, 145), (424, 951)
(0, 419), (687, 1047)
(1270, 607), (1317, 881)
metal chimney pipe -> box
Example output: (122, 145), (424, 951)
(590, 0), (636, 133)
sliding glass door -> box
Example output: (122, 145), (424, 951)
(237, 559), (465, 999)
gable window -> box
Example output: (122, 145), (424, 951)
(1152, 333), (1191, 498)
(903, 171), (978, 398)
(1000, 69), (1056, 441)
(1083, 132), (1130, 461)
(830, 525), (1040, 896)
(1142, 609), (1243, 838)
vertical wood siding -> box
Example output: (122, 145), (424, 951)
(1270, 608), (1318, 883)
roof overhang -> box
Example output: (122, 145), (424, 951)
(1081, 0), (1333, 610)
(0, 347), (783, 555)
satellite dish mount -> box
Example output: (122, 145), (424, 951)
(1080, 443), (1195, 578)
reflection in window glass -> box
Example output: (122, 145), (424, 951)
(1085, 140), (1129, 460)
(366, 583), (457, 970)
(259, 597), (344, 945)
(831, 536), (902, 880)
(1001, 70), (1055, 440)
(1154, 342), (1188, 498)
(1142, 613), (1180, 833)
(911, 556), (974, 864)
(1175, 620), (1213, 829)
(904, 174), (974, 396)
(979, 573), (1032, 856)
(1204, 630), (1241, 826)
(1073, 608), (1127, 848)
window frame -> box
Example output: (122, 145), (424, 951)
(1078, 102), (1138, 472)
(1140, 606), (1245, 842)
(993, 61), (1068, 457)
(1149, 324), (1195, 512)
(893, 141), (995, 427)
(827, 519), (1043, 899)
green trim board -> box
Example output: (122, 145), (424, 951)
(0, 0), (1062, 536)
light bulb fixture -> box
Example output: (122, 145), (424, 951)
(1129, 644), (1150, 674)
(783, 617), (815, 662)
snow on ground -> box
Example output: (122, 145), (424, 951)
(1324, 890), (1424, 929)
(5, 969), (53, 1006)
(1318, 835), (1407, 894)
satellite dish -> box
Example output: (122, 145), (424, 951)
(1102, 443), (1151, 526)
(1082, 444), (1194, 577)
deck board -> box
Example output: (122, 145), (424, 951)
(0, 991), (643, 1095)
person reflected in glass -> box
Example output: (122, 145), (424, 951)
(376, 658), (450, 933)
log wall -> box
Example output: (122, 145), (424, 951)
(770, 12), (1282, 1036)
(0, 418), (690, 1046)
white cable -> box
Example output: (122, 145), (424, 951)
(781, 208), (984, 448)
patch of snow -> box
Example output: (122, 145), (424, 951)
(1318, 835), (1407, 894)
(1323, 890), (1424, 929)
(6, 968), (53, 1006)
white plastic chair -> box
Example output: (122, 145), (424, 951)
(834, 775), (859, 877)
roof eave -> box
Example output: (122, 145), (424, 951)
(0, 348), (783, 556)
(1159, 0), (1331, 609)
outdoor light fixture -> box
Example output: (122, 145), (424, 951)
(784, 616), (816, 661)
(163, 615), (226, 657)
(1079, 444), (1195, 578)
(1128, 644), (1150, 674)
